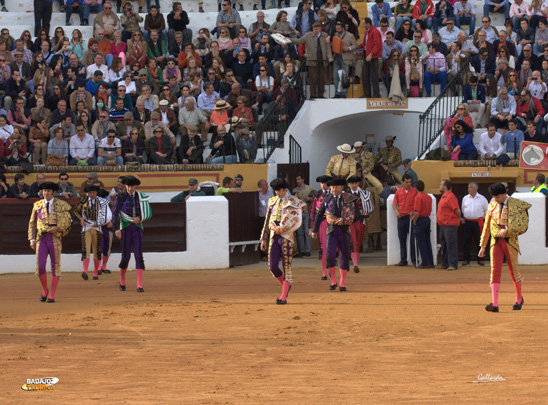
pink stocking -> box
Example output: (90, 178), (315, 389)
(38, 273), (48, 296)
(339, 269), (348, 287)
(280, 281), (291, 300)
(328, 267), (337, 285)
(320, 256), (327, 277)
(491, 283), (500, 307)
(93, 259), (101, 277)
(513, 280), (522, 303)
(351, 252), (359, 267)
(276, 275), (284, 285)
(49, 276), (59, 299)
(102, 255), (109, 270)
(82, 258), (90, 274)
(120, 268), (127, 286)
(136, 269), (144, 289)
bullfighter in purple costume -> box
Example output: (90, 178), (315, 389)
(112, 176), (152, 293)
(312, 178), (356, 291)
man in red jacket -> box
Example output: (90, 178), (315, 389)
(360, 17), (382, 98)
(515, 89), (545, 134)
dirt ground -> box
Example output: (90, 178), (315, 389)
(2, 257), (548, 404)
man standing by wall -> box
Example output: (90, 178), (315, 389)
(460, 182), (488, 266)
(392, 174), (417, 267)
(411, 180), (434, 268)
(293, 173), (315, 258)
(437, 179), (461, 270)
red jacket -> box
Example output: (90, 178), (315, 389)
(516, 96), (545, 121)
(413, 0), (435, 19)
(359, 26), (382, 59)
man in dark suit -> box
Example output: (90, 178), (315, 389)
(463, 75), (486, 128)
(230, 49), (254, 87)
(490, 31), (516, 58)
(148, 126), (174, 164)
(117, 111), (144, 142)
(516, 44), (540, 71)
(9, 51), (32, 81)
(470, 47), (495, 83)
(50, 99), (75, 127)
(178, 125), (204, 164)
(132, 99), (151, 124)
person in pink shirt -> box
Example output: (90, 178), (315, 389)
(423, 43), (447, 96)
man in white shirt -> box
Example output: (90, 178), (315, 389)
(527, 70), (547, 100)
(70, 123), (96, 165)
(438, 19), (459, 45)
(98, 129), (123, 166)
(479, 123), (505, 160)
(459, 182), (488, 266)
(85, 52), (109, 79)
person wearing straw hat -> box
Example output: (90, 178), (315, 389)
(71, 183), (112, 280)
(375, 135), (402, 182)
(28, 181), (73, 303)
(312, 178), (357, 291)
(354, 141), (383, 193)
(325, 143), (358, 180)
(210, 99), (230, 131)
(260, 178), (306, 305)
(112, 176), (152, 293)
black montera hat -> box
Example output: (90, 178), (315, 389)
(123, 176), (141, 186)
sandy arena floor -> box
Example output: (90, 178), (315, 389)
(2, 255), (548, 403)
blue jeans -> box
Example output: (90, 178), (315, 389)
(83, 4), (103, 22)
(413, 216), (434, 267)
(395, 16), (411, 33)
(454, 15), (476, 36)
(432, 17), (446, 32)
(424, 71), (447, 96)
(146, 0), (160, 9)
(209, 154), (237, 164)
(66, 4), (84, 24)
(483, 3), (510, 20)
(104, 54), (113, 66)
(98, 155), (123, 165)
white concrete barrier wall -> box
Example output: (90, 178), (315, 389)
(387, 194), (437, 266)
(0, 196), (229, 274)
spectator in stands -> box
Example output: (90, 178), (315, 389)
(479, 124), (504, 160)
(524, 119), (545, 142)
(249, 11), (271, 47)
(48, 127), (69, 163)
(516, 89), (545, 132)
(70, 123), (96, 165)
(206, 123), (237, 164)
(291, 1), (318, 38)
(433, 0), (454, 33)
(144, 6), (167, 43)
(0, 55), (10, 94)
(29, 118), (49, 164)
(490, 87), (516, 129)
(496, 46), (515, 72)
(132, 99), (151, 124)
(6, 69), (28, 109)
(149, 126), (173, 164)
(383, 49), (405, 94)
(34, 0), (54, 37)
(98, 128), (123, 166)
(457, 30), (479, 57)
(438, 19), (458, 46)
(8, 96), (31, 134)
(446, 42), (468, 83)
(12, 40), (33, 67)
(270, 10), (297, 39)
(5, 127), (28, 166)
(492, 29), (516, 60)
(144, 111), (176, 147)
(516, 17), (535, 57)
(382, 31), (406, 61)
(217, 1), (242, 39)
(236, 127), (257, 163)
(30, 173), (46, 197)
(519, 59), (534, 87)
(394, 0), (414, 34)
(484, 0), (510, 21)
(94, 1), (120, 40)
(452, 121), (478, 160)
(197, 83), (220, 120)
(127, 31), (147, 69)
(86, 53), (109, 80)
(83, 0), (103, 27)
(510, 0), (532, 31)
(336, 0), (360, 40)
(147, 30), (168, 69)
(119, 2), (142, 42)
(154, 100), (177, 135)
(56, 172), (77, 198)
(464, 76), (486, 128)
(423, 43), (447, 97)
(31, 98), (52, 129)
(109, 97), (129, 125)
(49, 115), (76, 141)
(406, 30), (428, 56)
(360, 18), (382, 98)
(470, 47), (495, 84)
(501, 119), (524, 159)
(123, 128), (145, 164)
(171, 178), (206, 202)
(332, 21), (357, 99)
(255, 65), (275, 111)
(178, 97), (210, 141)
(117, 111), (142, 140)
(94, 29), (112, 67)
(51, 99), (75, 127)
(453, 0), (476, 37)
(7, 173), (30, 198)
(412, 0), (434, 31)
(165, 3), (191, 45)
(527, 69), (547, 99)
(372, 0), (395, 29)
(178, 125), (204, 164)
(69, 84), (92, 111)
(534, 19), (548, 56)
(474, 16), (499, 44)
(405, 45), (423, 97)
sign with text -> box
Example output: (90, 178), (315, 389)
(366, 98), (409, 109)
(471, 172), (492, 177)
(519, 141), (548, 169)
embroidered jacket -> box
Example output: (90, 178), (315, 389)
(313, 192), (357, 234)
(325, 154), (357, 179)
(480, 196), (531, 253)
(71, 195), (112, 232)
(28, 198), (73, 241)
(261, 194), (305, 243)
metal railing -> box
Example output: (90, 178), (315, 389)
(417, 62), (472, 159)
(288, 134), (302, 164)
